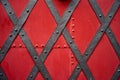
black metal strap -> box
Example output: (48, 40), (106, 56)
(28, 0), (94, 80)
(0, 0), (52, 79)
(0, 0), (37, 62)
(27, 0), (81, 80)
(112, 65), (120, 80)
(0, 68), (7, 80)
(69, 0), (120, 79)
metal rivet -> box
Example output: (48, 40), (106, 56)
(56, 31), (59, 34)
(99, 14), (102, 17)
(9, 34), (12, 37)
(26, 9), (29, 13)
(1, 51), (4, 54)
(77, 66), (80, 70)
(70, 41), (72, 44)
(34, 56), (38, 60)
(72, 29), (75, 32)
(13, 44), (16, 48)
(118, 69), (120, 72)
(71, 55), (74, 58)
(44, 50), (47, 54)
(30, 74), (33, 78)
(57, 45), (60, 48)
(108, 30), (111, 34)
(72, 18), (75, 21)
(41, 44), (44, 47)
(85, 53), (88, 56)
(0, 73), (3, 76)
(35, 44), (39, 48)
(72, 36), (74, 39)
(109, 15), (112, 18)
(71, 62), (74, 65)
(14, 28), (18, 32)
(9, 11), (12, 15)
(63, 45), (67, 48)
(68, 10), (71, 13)
(72, 24), (75, 27)
(21, 33), (24, 37)
(101, 29), (104, 32)
(19, 44), (22, 47)
(4, 3), (7, 6)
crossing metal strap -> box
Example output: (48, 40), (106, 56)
(27, 0), (81, 80)
(28, 0), (94, 80)
(112, 65), (120, 80)
(69, 0), (120, 79)
(0, 0), (37, 62)
(0, 68), (7, 80)
(0, 0), (52, 79)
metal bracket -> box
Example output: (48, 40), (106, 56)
(69, 0), (120, 79)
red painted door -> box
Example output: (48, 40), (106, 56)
(0, 0), (120, 80)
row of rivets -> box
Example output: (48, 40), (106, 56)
(0, 44), (69, 48)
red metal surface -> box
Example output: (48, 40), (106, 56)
(0, 0), (120, 80)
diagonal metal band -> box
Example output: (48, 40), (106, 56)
(89, 0), (120, 59)
(112, 65), (120, 80)
(0, 0), (52, 79)
(0, 68), (7, 80)
(0, 0), (37, 62)
(69, 0), (120, 79)
(28, 0), (94, 79)
(27, 0), (81, 80)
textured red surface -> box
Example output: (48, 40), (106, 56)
(0, 0), (120, 80)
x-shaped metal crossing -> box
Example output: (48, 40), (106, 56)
(0, 0), (120, 80)
(0, 0), (52, 79)
(69, 0), (120, 80)
(28, 0), (95, 80)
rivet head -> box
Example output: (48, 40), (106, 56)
(71, 18), (75, 21)
(21, 33), (24, 37)
(72, 29), (75, 32)
(99, 14), (102, 17)
(63, 45), (67, 48)
(77, 66), (80, 70)
(44, 50), (47, 54)
(19, 44), (22, 47)
(0, 73), (3, 76)
(30, 74), (33, 78)
(72, 24), (75, 27)
(1, 51), (4, 54)
(118, 69), (120, 72)
(109, 15), (112, 18)
(41, 44), (44, 48)
(71, 55), (74, 58)
(68, 10), (71, 13)
(12, 44), (16, 48)
(108, 30), (111, 34)
(101, 29), (104, 32)
(71, 62), (74, 65)
(14, 28), (18, 32)
(70, 41), (72, 44)
(26, 9), (29, 13)
(34, 56), (38, 60)
(4, 3), (7, 6)
(56, 31), (59, 34)
(9, 11), (12, 15)
(72, 36), (74, 39)
(57, 45), (60, 48)
(9, 34), (12, 37)
(35, 44), (39, 48)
